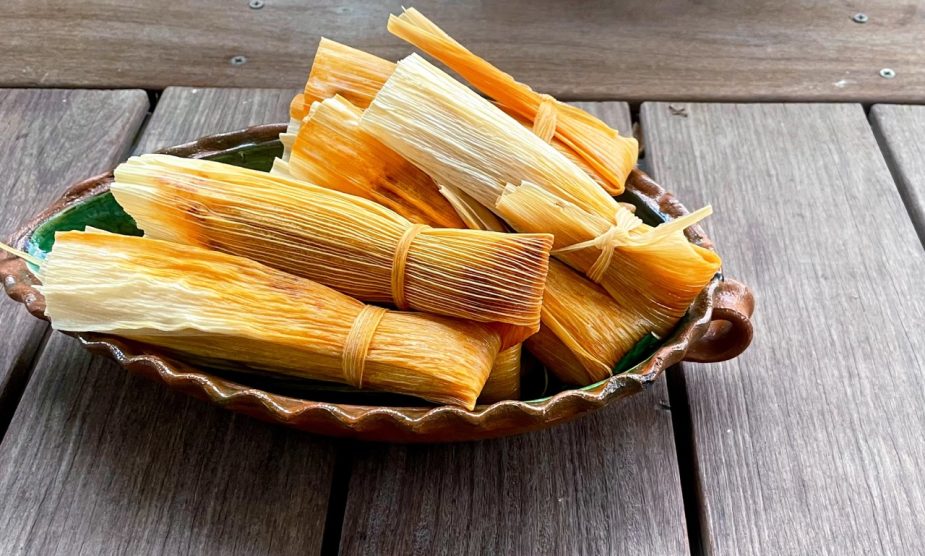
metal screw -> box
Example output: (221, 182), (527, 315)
(879, 68), (896, 79)
(852, 13), (868, 23)
(230, 55), (248, 66)
(249, 0), (264, 8)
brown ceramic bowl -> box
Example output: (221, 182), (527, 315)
(0, 124), (755, 443)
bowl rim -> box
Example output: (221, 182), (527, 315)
(0, 123), (729, 442)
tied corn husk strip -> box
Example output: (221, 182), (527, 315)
(277, 95), (465, 228)
(360, 53), (721, 344)
(111, 155), (552, 343)
(478, 344), (522, 403)
(497, 182), (720, 337)
(387, 8), (637, 194)
(361, 54), (618, 219)
(290, 38), (618, 192)
(38, 231), (500, 409)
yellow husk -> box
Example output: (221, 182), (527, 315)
(497, 183), (720, 338)
(110, 155), (552, 344)
(280, 95), (465, 228)
(478, 344), (521, 403)
(360, 54), (721, 343)
(39, 231), (500, 409)
(293, 37), (396, 119)
(387, 8), (637, 193)
(438, 180), (634, 384)
(290, 38), (619, 191)
(361, 54), (618, 217)
(526, 259), (637, 384)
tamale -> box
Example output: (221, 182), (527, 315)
(289, 38), (620, 192)
(497, 182), (718, 338)
(278, 95), (466, 228)
(387, 8), (637, 193)
(38, 231), (500, 409)
(478, 344), (522, 403)
(361, 54), (618, 218)
(111, 154), (552, 342)
(361, 53), (720, 345)
(294, 38), (395, 119)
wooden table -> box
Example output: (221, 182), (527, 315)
(1, 3), (925, 554)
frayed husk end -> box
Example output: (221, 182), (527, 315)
(280, 95), (466, 228)
(388, 7), (637, 193)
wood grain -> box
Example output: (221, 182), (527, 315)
(0, 89), (147, 436)
(0, 88), (337, 555)
(338, 103), (690, 556)
(642, 102), (925, 554)
(869, 104), (925, 247)
(2, 1), (924, 102)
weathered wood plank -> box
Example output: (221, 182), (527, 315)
(2, 1), (923, 102)
(869, 104), (925, 247)
(0, 89), (147, 436)
(0, 88), (337, 556)
(134, 87), (296, 154)
(642, 102), (925, 554)
(338, 103), (690, 556)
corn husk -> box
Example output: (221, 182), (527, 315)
(110, 155), (552, 344)
(360, 53), (720, 344)
(387, 8), (637, 194)
(290, 38), (621, 192)
(438, 182), (635, 384)
(38, 231), (500, 409)
(478, 344), (522, 403)
(293, 38), (395, 119)
(497, 183), (719, 337)
(361, 54), (618, 218)
(527, 260), (636, 384)
(278, 95), (465, 228)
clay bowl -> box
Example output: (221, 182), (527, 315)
(0, 124), (755, 443)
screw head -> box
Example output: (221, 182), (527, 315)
(230, 55), (248, 66)
(879, 68), (896, 79)
(249, 0), (264, 8)
(852, 13), (868, 23)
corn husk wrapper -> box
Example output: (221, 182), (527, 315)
(361, 54), (618, 218)
(289, 38), (619, 192)
(387, 8), (637, 194)
(478, 344), (522, 403)
(360, 53), (720, 345)
(39, 231), (500, 409)
(438, 181), (636, 384)
(110, 155), (552, 346)
(498, 183), (719, 337)
(292, 38), (396, 120)
(526, 259), (637, 384)
(278, 95), (465, 228)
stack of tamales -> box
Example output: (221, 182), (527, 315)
(23, 7), (721, 410)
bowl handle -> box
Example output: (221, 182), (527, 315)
(684, 278), (755, 363)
